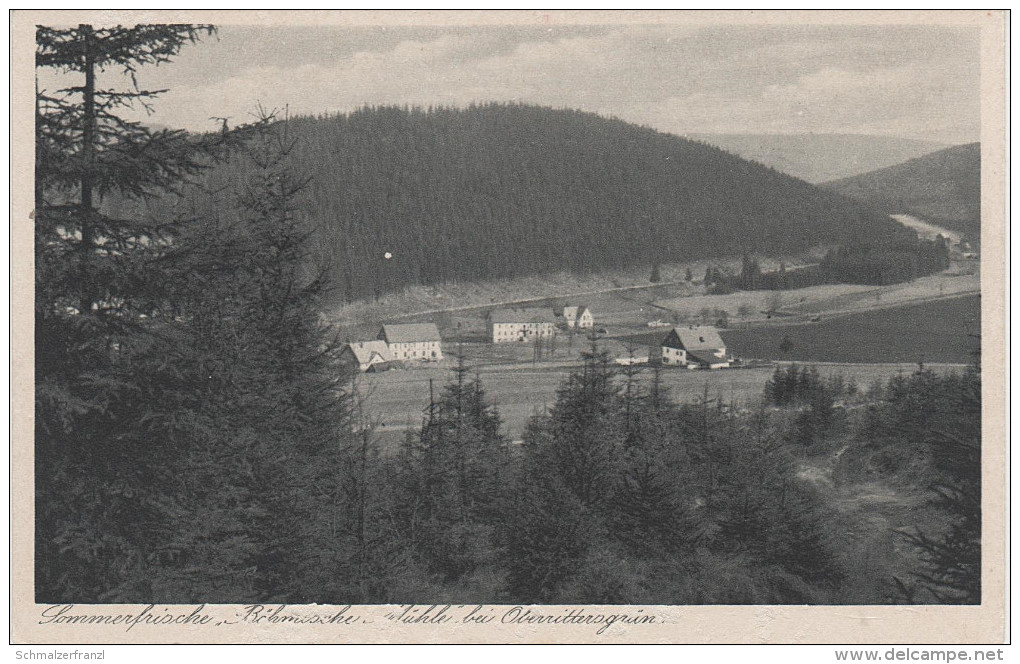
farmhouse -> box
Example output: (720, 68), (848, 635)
(652, 325), (730, 369)
(487, 308), (557, 343)
(378, 323), (443, 361)
(340, 340), (393, 372)
(560, 305), (594, 329)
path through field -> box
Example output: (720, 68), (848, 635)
(795, 444), (933, 602)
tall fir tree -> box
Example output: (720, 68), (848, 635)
(33, 23), (252, 601)
(152, 113), (362, 602)
(33, 24), (343, 603)
(393, 351), (508, 586)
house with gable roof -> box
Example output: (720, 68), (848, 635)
(560, 305), (594, 330)
(340, 340), (393, 373)
(651, 325), (730, 369)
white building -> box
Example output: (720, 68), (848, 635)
(652, 326), (730, 369)
(487, 308), (557, 343)
(378, 323), (443, 361)
(340, 340), (393, 372)
(560, 305), (594, 329)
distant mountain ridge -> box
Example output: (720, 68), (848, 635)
(821, 143), (980, 240)
(686, 133), (949, 183)
(132, 105), (915, 304)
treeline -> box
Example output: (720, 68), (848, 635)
(92, 344), (976, 605)
(818, 237), (952, 285)
(39, 308), (983, 604)
(111, 104), (913, 305)
(348, 356), (980, 605)
(707, 237), (951, 294)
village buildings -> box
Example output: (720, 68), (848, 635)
(377, 323), (444, 361)
(341, 322), (444, 373)
(652, 325), (730, 369)
(487, 308), (557, 343)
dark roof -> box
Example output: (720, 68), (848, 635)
(674, 326), (726, 351)
(661, 328), (683, 349)
(687, 349), (730, 366)
(488, 308), (557, 324)
(379, 323), (442, 343)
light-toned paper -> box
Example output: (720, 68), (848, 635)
(11, 9), (1008, 645)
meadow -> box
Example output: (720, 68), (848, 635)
(358, 292), (980, 447)
(359, 359), (965, 447)
(722, 294), (980, 364)
(330, 255), (978, 346)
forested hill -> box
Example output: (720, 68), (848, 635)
(822, 143), (981, 240)
(157, 104), (912, 304)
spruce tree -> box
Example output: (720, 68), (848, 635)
(157, 114), (362, 602)
(538, 343), (621, 508)
(34, 23), (256, 601)
(394, 352), (508, 585)
(896, 367), (981, 603)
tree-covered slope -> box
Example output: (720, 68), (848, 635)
(142, 104), (912, 304)
(822, 143), (981, 240)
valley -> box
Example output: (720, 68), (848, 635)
(346, 212), (980, 449)
(821, 142), (981, 240)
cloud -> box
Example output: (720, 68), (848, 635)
(121, 24), (979, 144)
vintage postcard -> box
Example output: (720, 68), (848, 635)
(10, 10), (1008, 645)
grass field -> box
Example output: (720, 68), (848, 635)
(356, 294), (980, 448)
(651, 263), (978, 323)
(722, 294), (980, 364)
(332, 260), (979, 346)
(358, 359), (967, 449)
(323, 252), (828, 340)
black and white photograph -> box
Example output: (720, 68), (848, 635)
(12, 9), (1007, 646)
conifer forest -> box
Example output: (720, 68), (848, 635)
(34, 24), (981, 606)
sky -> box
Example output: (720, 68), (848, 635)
(39, 22), (981, 144)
